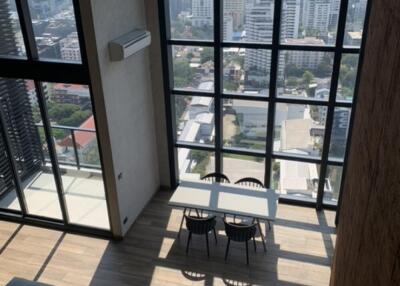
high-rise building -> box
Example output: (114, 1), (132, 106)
(0, 0), (43, 195)
(59, 31), (81, 62)
(329, 0), (341, 30)
(282, 0), (301, 39)
(170, 0), (192, 19)
(244, 0), (300, 86)
(330, 108), (351, 157)
(244, 0), (274, 73)
(301, 0), (331, 35)
(223, 14), (234, 41)
(191, 0), (213, 27)
(347, 0), (368, 30)
(224, 0), (245, 30)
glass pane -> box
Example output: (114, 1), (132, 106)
(271, 159), (320, 202)
(0, 78), (62, 219)
(0, 124), (21, 212)
(43, 82), (109, 229)
(337, 54), (359, 102)
(344, 0), (368, 47)
(324, 165), (343, 205)
(281, 0), (340, 46)
(169, 0), (213, 40)
(223, 0), (274, 43)
(177, 148), (214, 180)
(174, 95), (215, 145)
(28, 0), (82, 62)
(0, 0), (26, 57)
(75, 131), (102, 168)
(172, 46), (214, 92)
(329, 107), (351, 160)
(223, 99), (268, 151)
(223, 48), (271, 96)
(274, 103), (327, 157)
(277, 51), (334, 100)
(223, 154), (265, 184)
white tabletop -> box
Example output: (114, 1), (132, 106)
(169, 180), (279, 221)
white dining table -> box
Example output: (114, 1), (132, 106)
(168, 179), (280, 251)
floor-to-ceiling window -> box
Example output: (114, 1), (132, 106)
(0, 0), (110, 235)
(159, 0), (369, 209)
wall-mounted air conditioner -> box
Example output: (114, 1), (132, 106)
(109, 29), (151, 61)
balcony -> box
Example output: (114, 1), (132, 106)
(0, 125), (109, 230)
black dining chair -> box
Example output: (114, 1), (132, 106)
(201, 172), (230, 183)
(199, 173), (230, 217)
(234, 177), (264, 188)
(224, 219), (257, 265)
(233, 177), (272, 231)
(185, 215), (217, 258)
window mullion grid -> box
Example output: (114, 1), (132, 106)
(214, 0), (223, 177)
(264, 0), (283, 188)
(316, 0), (350, 210)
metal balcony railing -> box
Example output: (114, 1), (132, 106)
(35, 123), (101, 170)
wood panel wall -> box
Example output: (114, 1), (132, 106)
(330, 0), (400, 285)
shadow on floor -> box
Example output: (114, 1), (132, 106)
(0, 191), (336, 286)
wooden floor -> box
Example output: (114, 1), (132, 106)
(0, 191), (336, 286)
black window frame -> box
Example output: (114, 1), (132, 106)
(0, 0), (112, 237)
(159, 0), (372, 211)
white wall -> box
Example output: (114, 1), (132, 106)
(82, 0), (161, 236)
(145, 0), (171, 188)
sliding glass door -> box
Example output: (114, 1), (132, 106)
(0, 0), (111, 235)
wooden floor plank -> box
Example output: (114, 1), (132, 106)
(0, 191), (336, 286)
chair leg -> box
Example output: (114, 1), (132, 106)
(195, 209), (200, 217)
(205, 233), (210, 258)
(186, 232), (192, 254)
(213, 228), (217, 244)
(225, 238), (230, 261)
(245, 240), (249, 265)
(253, 236), (257, 252)
(177, 208), (186, 239)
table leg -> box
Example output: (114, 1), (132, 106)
(256, 218), (267, 252)
(178, 208), (187, 238)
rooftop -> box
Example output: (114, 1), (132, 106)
(284, 37), (326, 46)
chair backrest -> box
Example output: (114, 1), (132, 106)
(185, 215), (216, 235)
(234, 177), (264, 188)
(224, 220), (256, 242)
(201, 172), (230, 183)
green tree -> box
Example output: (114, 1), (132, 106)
(286, 76), (299, 87)
(341, 54), (358, 67)
(200, 47), (213, 64)
(285, 63), (305, 78)
(302, 70), (315, 86)
(58, 110), (91, 127)
(224, 81), (239, 92)
(173, 60), (195, 88)
(316, 54), (333, 77)
(47, 103), (80, 122)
